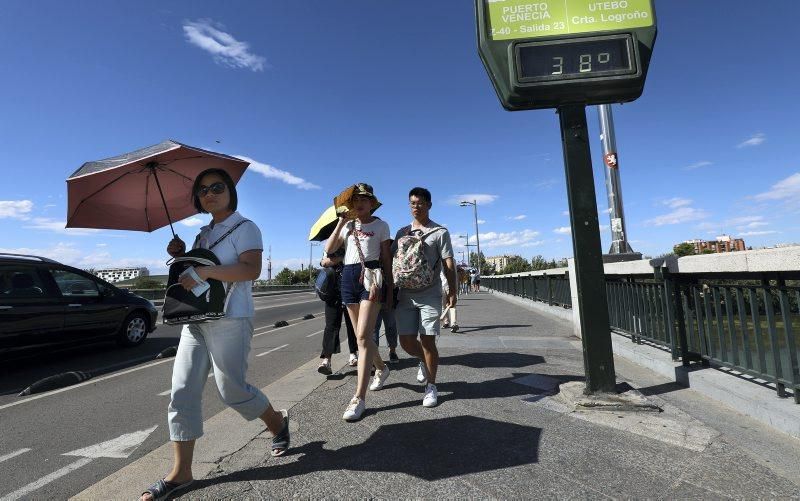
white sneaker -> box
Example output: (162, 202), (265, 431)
(342, 397), (365, 421)
(369, 365), (391, 391)
(416, 361), (429, 384)
(423, 383), (438, 407)
(348, 353), (358, 367)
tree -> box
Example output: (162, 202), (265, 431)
(500, 255), (531, 274)
(701, 249), (715, 255)
(274, 267), (294, 285)
(673, 242), (696, 257)
(530, 255), (548, 271)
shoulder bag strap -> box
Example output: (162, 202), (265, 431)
(208, 219), (251, 250)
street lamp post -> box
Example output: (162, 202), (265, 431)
(460, 200), (482, 274)
(457, 234), (476, 268)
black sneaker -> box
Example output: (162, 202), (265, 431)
(451, 324), (459, 333)
(388, 351), (400, 364)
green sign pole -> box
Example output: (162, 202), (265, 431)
(559, 103), (616, 393)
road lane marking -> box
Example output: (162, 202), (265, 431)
(0, 448), (30, 464)
(305, 329), (324, 338)
(0, 315), (323, 411)
(256, 344), (289, 357)
(0, 457), (93, 501)
(0, 426), (158, 500)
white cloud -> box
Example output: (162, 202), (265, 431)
(663, 197), (692, 209)
(684, 161), (713, 171)
(599, 224), (610, 231)
(236, 155), (321, 190)
(476, 229), (541, 248)
(554, 226), (571, 235)
(23, 217), (103, 236)
(0, 243), (167, 273)
(739, 230), (779, 237)
(183, 19), (266, 72)
(180, 217), (205, 227)
(644, 207), (710, 226)
(561, 211), (570, 216)
(737, 133), (766, 148)
(753, 173), (800, 201)
(477, 219), (486, 225)
(96, 243), (107, 247)
(508, 215), (527, 221)
(0, 200), (33, 219)
(448, 194), (498, 205)
(272, 257), (306, 270)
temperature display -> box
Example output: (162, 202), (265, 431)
(516, 35), (634, 83)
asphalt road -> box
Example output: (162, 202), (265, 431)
(0, 292), (337, 500)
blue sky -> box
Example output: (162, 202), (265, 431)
(2, 1), (799, 276)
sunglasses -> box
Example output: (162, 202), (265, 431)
(196, 182), (226, 197)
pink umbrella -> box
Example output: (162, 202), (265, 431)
(66, 140), (249, 238)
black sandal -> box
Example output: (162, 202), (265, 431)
(271, 410), (290, 457)
(142, 478), (194, 501)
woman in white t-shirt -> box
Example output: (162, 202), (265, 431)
(324, 183), (394, 421)
(142, 169), (289, 501)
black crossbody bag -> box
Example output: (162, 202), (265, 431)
(162, 220), (250, 325)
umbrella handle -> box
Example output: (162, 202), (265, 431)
(149, 164), (176, 238)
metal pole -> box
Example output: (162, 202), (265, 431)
(559, 104), (617, 394)
(148, 163), (176, 239)
(473, 201), (482, 275)
(597, 104), (633, 254)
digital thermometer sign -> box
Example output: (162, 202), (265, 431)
(476, 0), (657, 110)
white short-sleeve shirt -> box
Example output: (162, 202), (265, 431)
(193, 211), (263, 318)
(339, 218), (390, 265)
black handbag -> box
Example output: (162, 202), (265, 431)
(162, 220), (250, 325)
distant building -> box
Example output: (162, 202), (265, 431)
(486, 255), (513, 272)
(684, 235), (746, 254)
(96, 267), (149, 283)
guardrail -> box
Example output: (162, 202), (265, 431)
(483, 250), (800, 403)
(124, 284), (313, 300)
(483, 274), (571, 308)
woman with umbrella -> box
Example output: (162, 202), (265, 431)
(141, 168), (290, 501)
(324, 183), (393, 421)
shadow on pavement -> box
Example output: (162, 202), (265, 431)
(185, 416), (541, 492)
(455, 324), (532, 334)
(440, 352), (545, 369)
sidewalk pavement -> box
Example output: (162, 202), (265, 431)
(76, 292), (800, 499)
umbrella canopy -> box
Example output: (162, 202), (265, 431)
(67, 140), (249, 237)
(309, 205), (339, 242)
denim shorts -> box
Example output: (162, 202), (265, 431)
(341, 263), (369, 304)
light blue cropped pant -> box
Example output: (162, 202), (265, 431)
(168, 317), (269, 441)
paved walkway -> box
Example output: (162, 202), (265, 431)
(77, 292), (800, 499)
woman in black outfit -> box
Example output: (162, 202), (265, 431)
(317, 246), (359, 374)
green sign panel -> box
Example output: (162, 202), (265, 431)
(487, 0), (654, 41)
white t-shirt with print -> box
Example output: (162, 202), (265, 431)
(193, 211), (263, 318)
(339, 218), (390, 265)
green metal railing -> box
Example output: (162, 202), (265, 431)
(485, 272), (800, 403)
(483, 275), (571, 308)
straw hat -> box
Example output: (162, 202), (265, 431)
(334, 183), (382, 215)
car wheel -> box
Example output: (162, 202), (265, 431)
(117, 312), (148, 347)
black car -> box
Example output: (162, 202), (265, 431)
(0, 253), (158, 358)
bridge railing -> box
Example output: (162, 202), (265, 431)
(484, 248), (800, 403)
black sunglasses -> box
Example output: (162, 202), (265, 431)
(196, 182), (226, 197)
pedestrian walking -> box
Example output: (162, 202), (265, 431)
(324, 183), (393, 421)
(142, 168), (289, 501)
(393, 187), (457, 408)
(317, 246), (359, 375)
